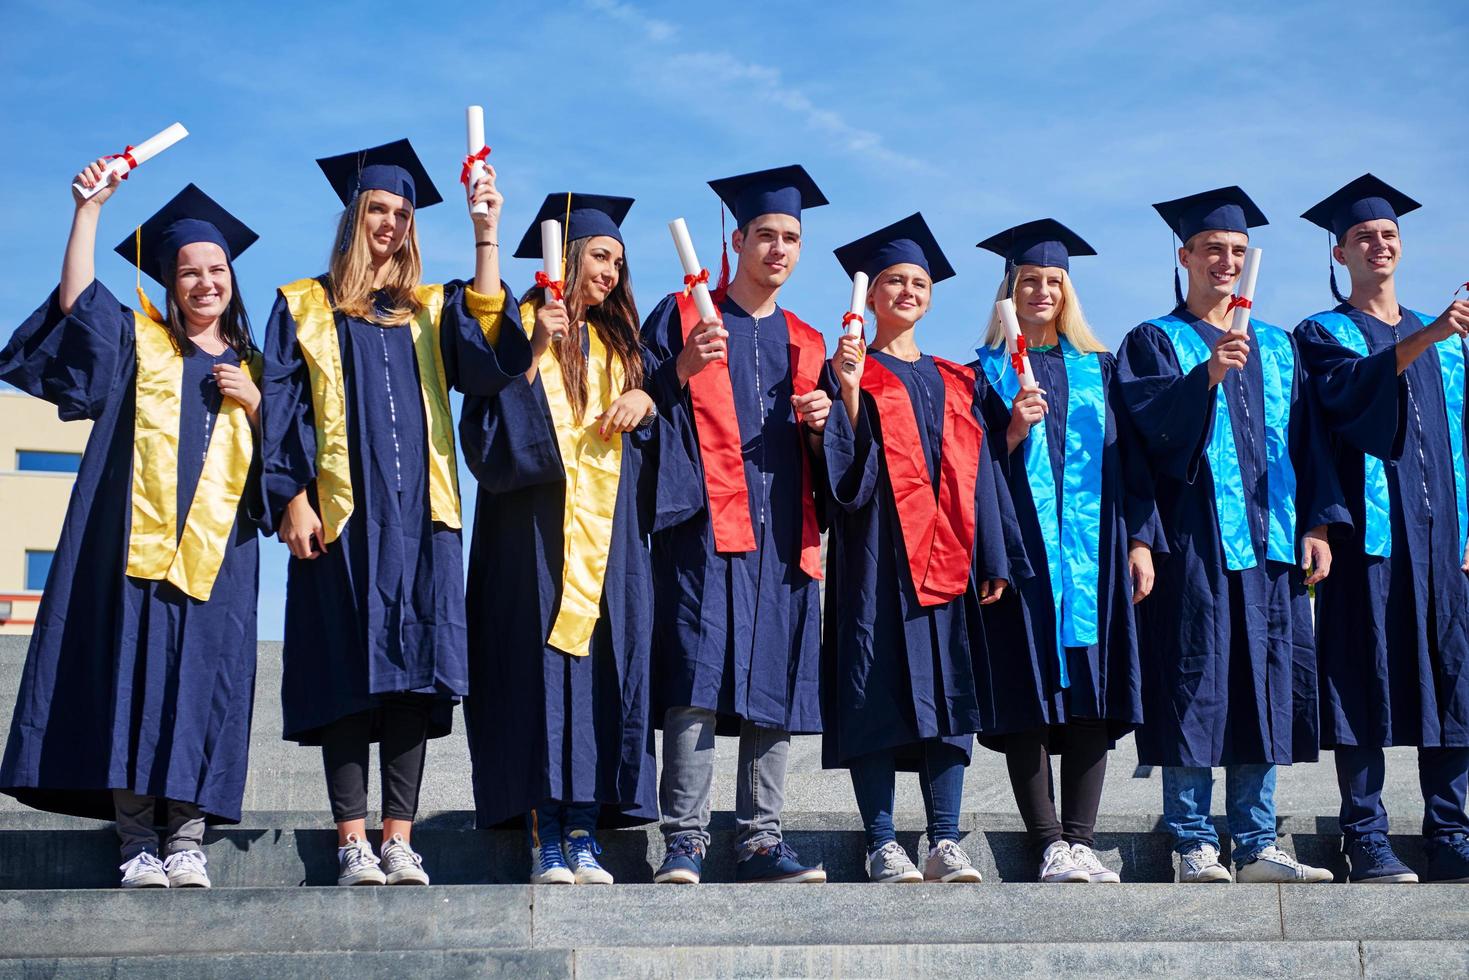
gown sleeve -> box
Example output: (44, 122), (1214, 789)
(628, 347), (704, 536)
(1288, 332), (1352, 535)
(259, 290), (321, 530)
(0, 280), (134, 421)
(1104, 352), (1166, 553)
(1293, 317), (1404, 462)
(438, 280), (534, 397)
(639, 302), (707, 533)
(639, 293), (689, 414)
(1116, 322), (1216, 483)
(819, 364), (879, 512)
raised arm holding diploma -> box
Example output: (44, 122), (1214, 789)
(72, 123), (188, 200)
(464, 106), (489, 218)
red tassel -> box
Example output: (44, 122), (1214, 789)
(711, 205), (731, 304)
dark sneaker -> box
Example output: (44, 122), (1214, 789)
(735, 840), (826, 883)
(654, 834), (705, 884)
(1425, 834), (1469, 883)
(1344, 836), (1418, 883)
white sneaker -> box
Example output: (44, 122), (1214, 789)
(924, 839), (981, 883)
(119, 851), (169, 889)
(162, 849), (211, 888)
(1235, 845), (1333, 883)
(380, 833), (430, 885)
(1070, 843), (1121, 883)
(1039, 840), (1090, 882)
(1178, 842), (1233, 883)
(337, 834), (386, 886)
(530, 841), (575, 885)
(866, 841), (922, 883)
(565, 831), (614, 885)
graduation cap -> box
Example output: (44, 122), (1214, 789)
(315, 138), (443, 210)
(977, 218), (1096, 274)
(833, 212), (955, 285)
(113, 183), (258, 287)
(707, 164), (828, 228)
(1301, 173), (1420, 242)
(513, 192), (636, 259)
(1152, 186), (1267, 304)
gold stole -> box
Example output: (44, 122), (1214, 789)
(125, 313), (261, 601)
(278, 279), (461, 543)
(517, 300), (626, 657)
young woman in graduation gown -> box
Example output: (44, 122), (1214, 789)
(459, 193), (694, 886)
(0, 166), (264, 889)
(970, 221), (1159, 884)
(260, 141), (523, 887)
(820, 214), (1017, 884)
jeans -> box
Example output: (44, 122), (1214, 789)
(659, 706), (789, 855)
(849, 741), (967, 853)
(1162, 764), (1276, 864)
(1334, 745), (1469, 843)
(527, 800), (600, 848)
(113, 789), (205, 860)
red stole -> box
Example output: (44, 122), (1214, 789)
(861, 356), (982, 606)
(675, 292), (824, 580)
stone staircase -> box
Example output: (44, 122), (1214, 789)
(1, 636), (1465, 979)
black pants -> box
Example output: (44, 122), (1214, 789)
(1003, 720), (1111, 849)
(320, 696), (432, 823)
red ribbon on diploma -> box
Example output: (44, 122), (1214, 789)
(460, 146), (491, 185)
(535, 271), (564, 302)
(1228, 295), (1253, 312)
(682, 269), (709, 296)
(842, 311), (864, 330)
(1011, 333), (1030, 383)
(106, 145), (139, 179)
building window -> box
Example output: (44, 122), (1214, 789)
(25, 551), (53, 591)
(16, 450), (82, 473)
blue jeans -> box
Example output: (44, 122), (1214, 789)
(1162, 764), (1276, 864)
(526, 800), (599, 848)
(849, 741), (967, 853)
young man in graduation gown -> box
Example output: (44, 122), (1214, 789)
(1293, 175), (1469, 884)
(640, 165), (833, 884)
(1118, 187), (1345, 884)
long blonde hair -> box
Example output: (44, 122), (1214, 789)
(980, 266), (1107, 353)
(327, 192), (424, 326)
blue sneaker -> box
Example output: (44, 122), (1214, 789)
(565, 830), (613, 884)
(1425, 834), (1469, 883)
(1344, 836), (1418, 883)
(654, 833), (705, 884)
(529, 840), (574, 885)
(735, 840), (826, 883)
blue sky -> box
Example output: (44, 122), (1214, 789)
(3, 0), (1466, 639)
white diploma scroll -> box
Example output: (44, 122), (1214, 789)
(540, 219), (563, 306)
(72, 123), (188, 200)
(997, 298), (1037, 388)
(668, 217), (718, 320)
(1230, 246), (1262, 336)
(466, 105), (489, 217)
(844, 272), (869, 338)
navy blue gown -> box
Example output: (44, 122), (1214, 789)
(640, 293), (825, 735)
(260, 280), (514, 744)
(972, 346), (1156, 750)
(459, 302), (698, 828)
(0, 281), (260, 823)
(1118, 309), (1347, 767)
(819, 352), (1015, 770)
(1295, 305), (1469, 749)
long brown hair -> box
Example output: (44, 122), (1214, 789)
(326, 192), (424, 326)
(519, 236), (644, 418)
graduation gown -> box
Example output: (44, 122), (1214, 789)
(1118, 308), (1347, 767)
(1295, 305), (1469, 748)
(459, 298), (697, 828)
(819, 352), (1015, 769)
(972, 344), (1156, 750)
(0, 281), (260, 823)
(640, 293), (825, 735)
(261, 279), (511, 744)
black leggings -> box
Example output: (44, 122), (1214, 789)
(320, 696), (432, 823)
(1003, 720), (1111, 850)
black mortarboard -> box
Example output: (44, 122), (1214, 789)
(707, 164), (827, 227)
(833, 212), (955, 284)
(513, 193), (635, 259)
(1301, 173), (1421, 242)
(1152, 185), (1268, 242)
(113, 183), (258, 286)
(315, 138), (443, 210)
(976, 218), (1096, 272)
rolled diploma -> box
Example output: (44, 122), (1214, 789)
(845, 272), (869, 338)
(540, 219), (562, 306)
(466, 105), (488, 217)
(997, 298), (1037, 388)
(1230, 246), (1262, 336)
(72, 122), (188, 200)
(668, 218), (717, 320)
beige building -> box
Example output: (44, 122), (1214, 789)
(0, 390), (91, 635)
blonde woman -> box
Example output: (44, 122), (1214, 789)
(260, 140), (524, 887)
(970, 220), (1160, 884)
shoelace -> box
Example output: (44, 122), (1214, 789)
(1071, 845), (1105, 873)
(1260, 847), (1303, 869)
(935, 840), (971, 868)
(342, 841), (379, 873)
(666, 835), (704, 860)
(537, 844), (569, 871)
(384, 840), (424, 868)
(566, 835), (604, 862)
(119, 852), (165, 876)
(1356, 837), (1400, 867)
(775, 841), (805, 865)
(163, 850), (207, 875)
(874, 841), (908, 865)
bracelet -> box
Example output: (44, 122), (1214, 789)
(476, 240), (499, 248)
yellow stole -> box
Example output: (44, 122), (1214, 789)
(277, 279), (461, 543)
(517, 300), (626, 658)
(125, 313), (261, 602)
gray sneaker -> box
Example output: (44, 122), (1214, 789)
(337, 834), (386, 886)
(1178, 842), (1233, 883)
(162, 849), (211, 888)
(1039, 840), (1090, 883)
(380, 833), (430, 885)
(119, 851), (169, 889)
(866, 841), (922, 883)
(1070, 843), (1121, 883)
(924, 839), (981, 883)
(1235, 845), (1332, 883)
